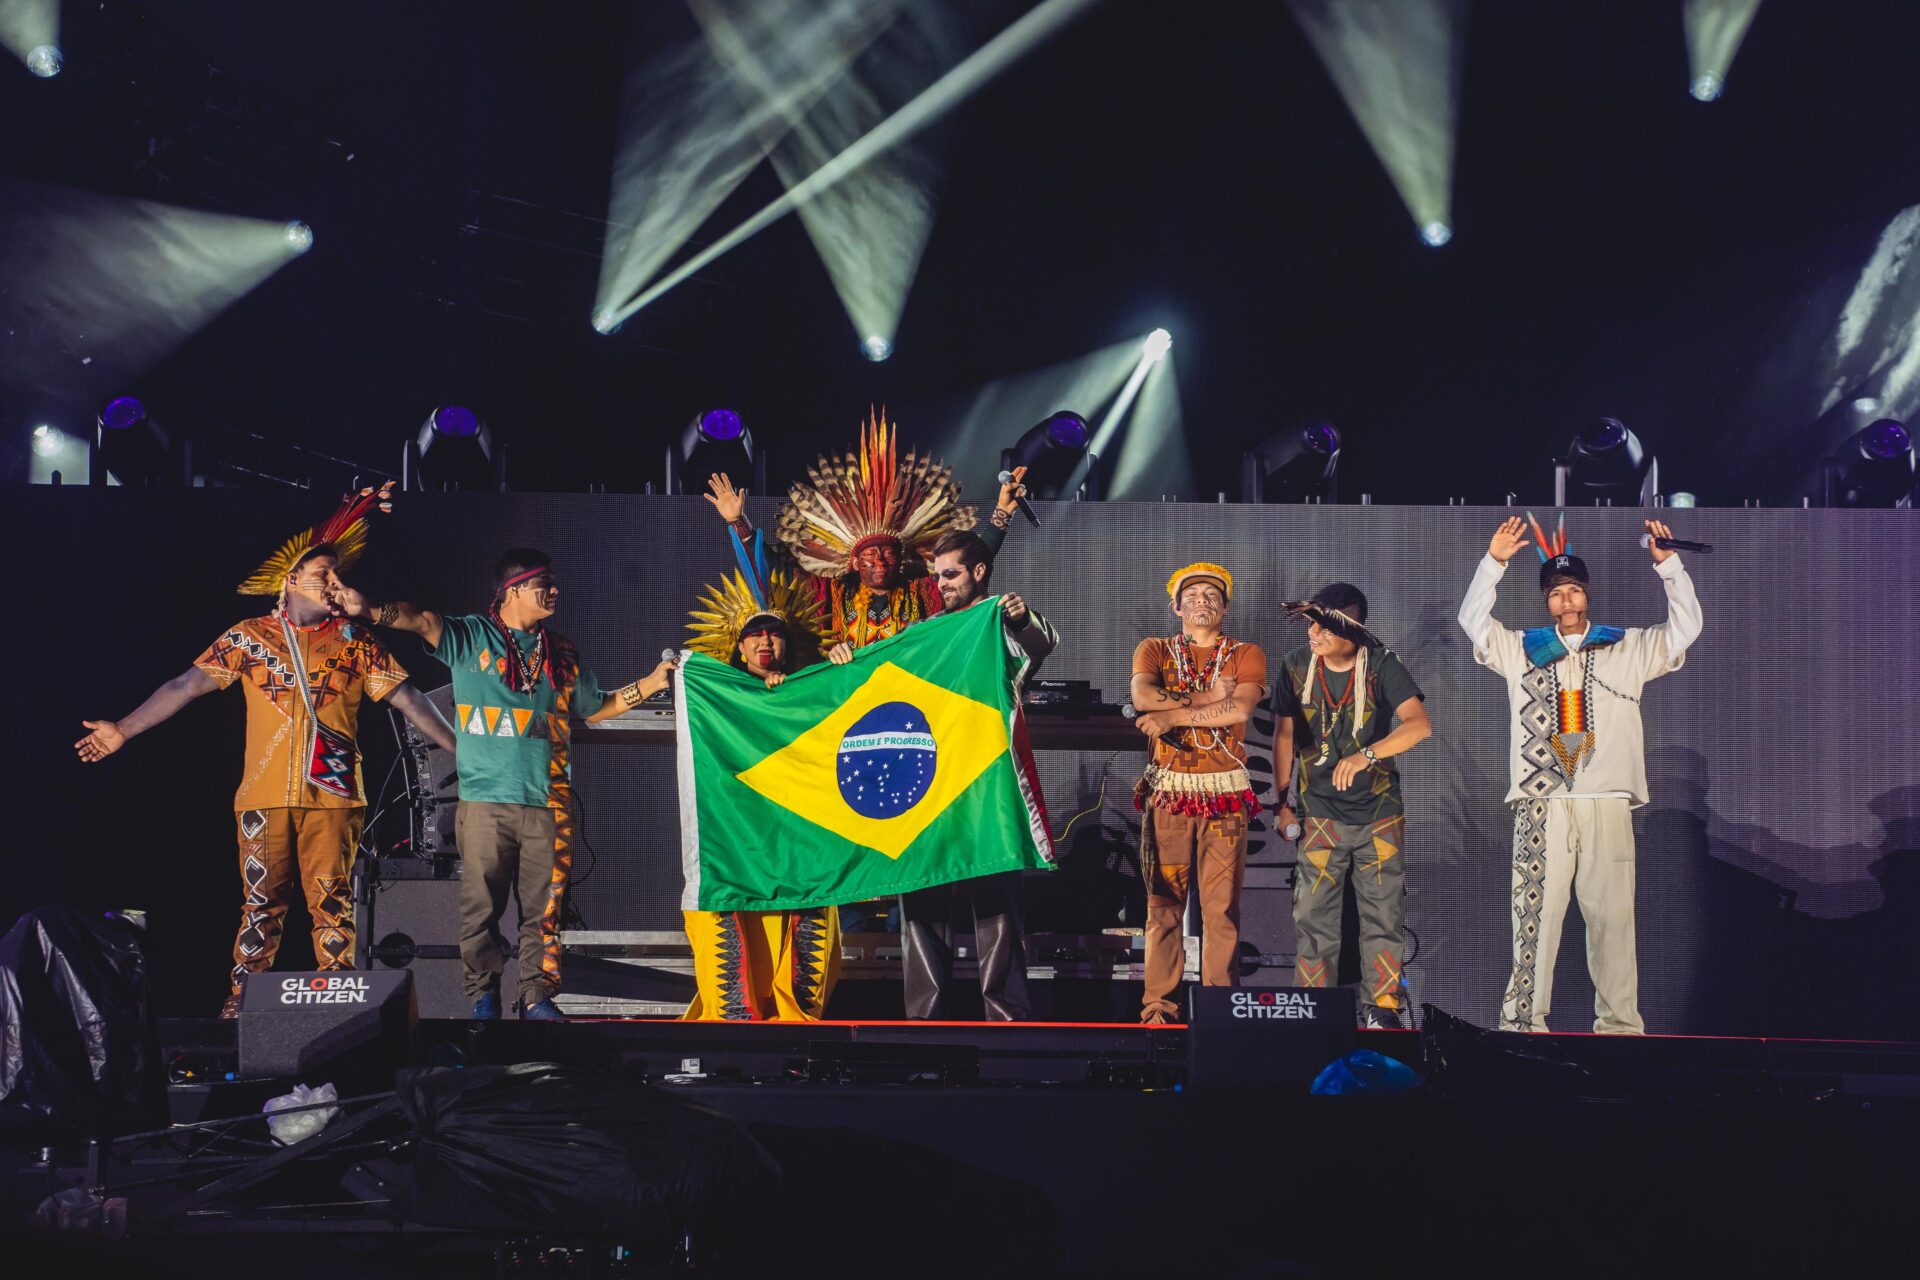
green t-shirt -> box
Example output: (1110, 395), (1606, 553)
(1278, 644), (1424, 824)
(430, 614), (605, 808)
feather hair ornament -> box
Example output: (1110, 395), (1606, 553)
(237, 481), (396, 596)
(773, 410), (977, 579)
(1525, 510), (1568, 565)
(685, 566), (829, 663)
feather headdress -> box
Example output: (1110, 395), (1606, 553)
(1527, 510), (1590, 593)
(237, 481), (395, 596)
(774, 410), (976, 579)
(685, 567), (829, 664)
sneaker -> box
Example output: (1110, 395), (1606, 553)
(219, 993), (243, 1020)
(520, 997), (565, 1021)
(470, 991), (501, 1021)
(1360, 1003), (1403, 1030)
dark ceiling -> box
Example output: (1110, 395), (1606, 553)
(5, 0), (1920, 504)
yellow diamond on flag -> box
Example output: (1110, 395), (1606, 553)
(735, 661), (1008, 860)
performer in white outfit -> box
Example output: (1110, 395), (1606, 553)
(1457, 514), (1703, 1035)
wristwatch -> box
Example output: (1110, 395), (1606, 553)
(1360, 745), (1379, 765)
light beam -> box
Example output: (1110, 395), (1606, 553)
(0, 0), (58, 75)
(603, 0), (1100, 329)
(1684, 0), (1764, 102)
(1286, 0), (1466, 246)
(593, 0), (901, 322)
(0, 179), (310, 406)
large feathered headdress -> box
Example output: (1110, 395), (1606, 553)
(686, 567), (829, 664)
(774, 411), (976, 579)
(237, 481), (395, 597)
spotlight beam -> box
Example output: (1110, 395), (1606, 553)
(691, 0), (950, 353)
(603, 0), (1099, 328)
(593, 0), (897, 319)
(1286, 0), (1465, 244)
(1684, 0), (1765, 101)
(0, 0), (58, 73)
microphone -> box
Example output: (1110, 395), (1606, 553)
(996, 470), (1041, 528)
(661, 648), (679, 663)
(1639, 534), (1713, 554)
(1121, 704), (1185, 752)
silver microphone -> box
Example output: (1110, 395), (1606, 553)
(996, 469), (1041, 528)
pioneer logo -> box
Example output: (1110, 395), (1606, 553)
(278, 975), (371, 1006)
(1229, 991), (1320, 1021)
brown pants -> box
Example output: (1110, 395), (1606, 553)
(1142, 806), (1248, 1019)
(231, 807), (363, 998)
(456, 800), (560, 1009)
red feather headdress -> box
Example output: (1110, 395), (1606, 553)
(773, 410), (976, 578)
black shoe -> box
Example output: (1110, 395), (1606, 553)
(1360, 1003), (1403, 1030)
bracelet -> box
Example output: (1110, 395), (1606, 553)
(1361, 745), (1379, 764)
(618, 681), (645, 709)
(373, 601), (398, 627)
(990, 508), (1012, 529)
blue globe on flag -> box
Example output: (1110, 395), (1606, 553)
(837, 701), (938, 819)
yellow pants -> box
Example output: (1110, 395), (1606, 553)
(682, 907), (841, 1021)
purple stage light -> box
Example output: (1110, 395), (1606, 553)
(431, 405), (480, 438)
(101, 397), (147, 430)
(1578, 417), (1628, 454)
(1044, 413), (1088, 450)
(1862, 419), (1912, 459)
(1303, 422), (1340, 454)
(699, 409), (744, 442)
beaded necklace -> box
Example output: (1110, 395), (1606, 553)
(1312, 660), (1356, 766)
(488, 609), (549, 696)
(1169, 632), (1239, 759)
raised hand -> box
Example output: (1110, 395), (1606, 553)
(1644, 518), (1677, 565)
(703, 473), (747, 523)
(1488, 517), (1531, 565)
(76, 719), (126, 763)
(996, 465), (1029, 517)
(1001, 593), (1029, 626)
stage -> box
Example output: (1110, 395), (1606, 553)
(8, 1010), (1917, 1277)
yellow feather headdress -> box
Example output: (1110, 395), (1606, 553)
(686, 567), (830, 664)
(773, 410), (976, 579)
(236, 481), (395, 596)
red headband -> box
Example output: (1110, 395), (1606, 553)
(501, 566), (552, 592)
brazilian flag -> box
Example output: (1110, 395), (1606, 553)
(674, 598), (1053, 911)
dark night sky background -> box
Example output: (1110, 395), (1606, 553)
(6, 0), (1920, 505)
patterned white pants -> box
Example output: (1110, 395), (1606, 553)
(1499, 796), (1644, 1035)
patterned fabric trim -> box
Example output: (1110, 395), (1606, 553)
(788, 908), (833, 1018)
(1499, 799), (1549, 1031)
(1516, 667), (1571, 799)
(1522, 624), (1626, 669)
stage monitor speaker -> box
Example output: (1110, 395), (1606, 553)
(359, 866), (515, 1019)
(237, 969), (417, 1081)
(1186, 986), (1356, 1090)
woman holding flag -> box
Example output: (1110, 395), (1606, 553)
(678, 540), (841, 1021)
